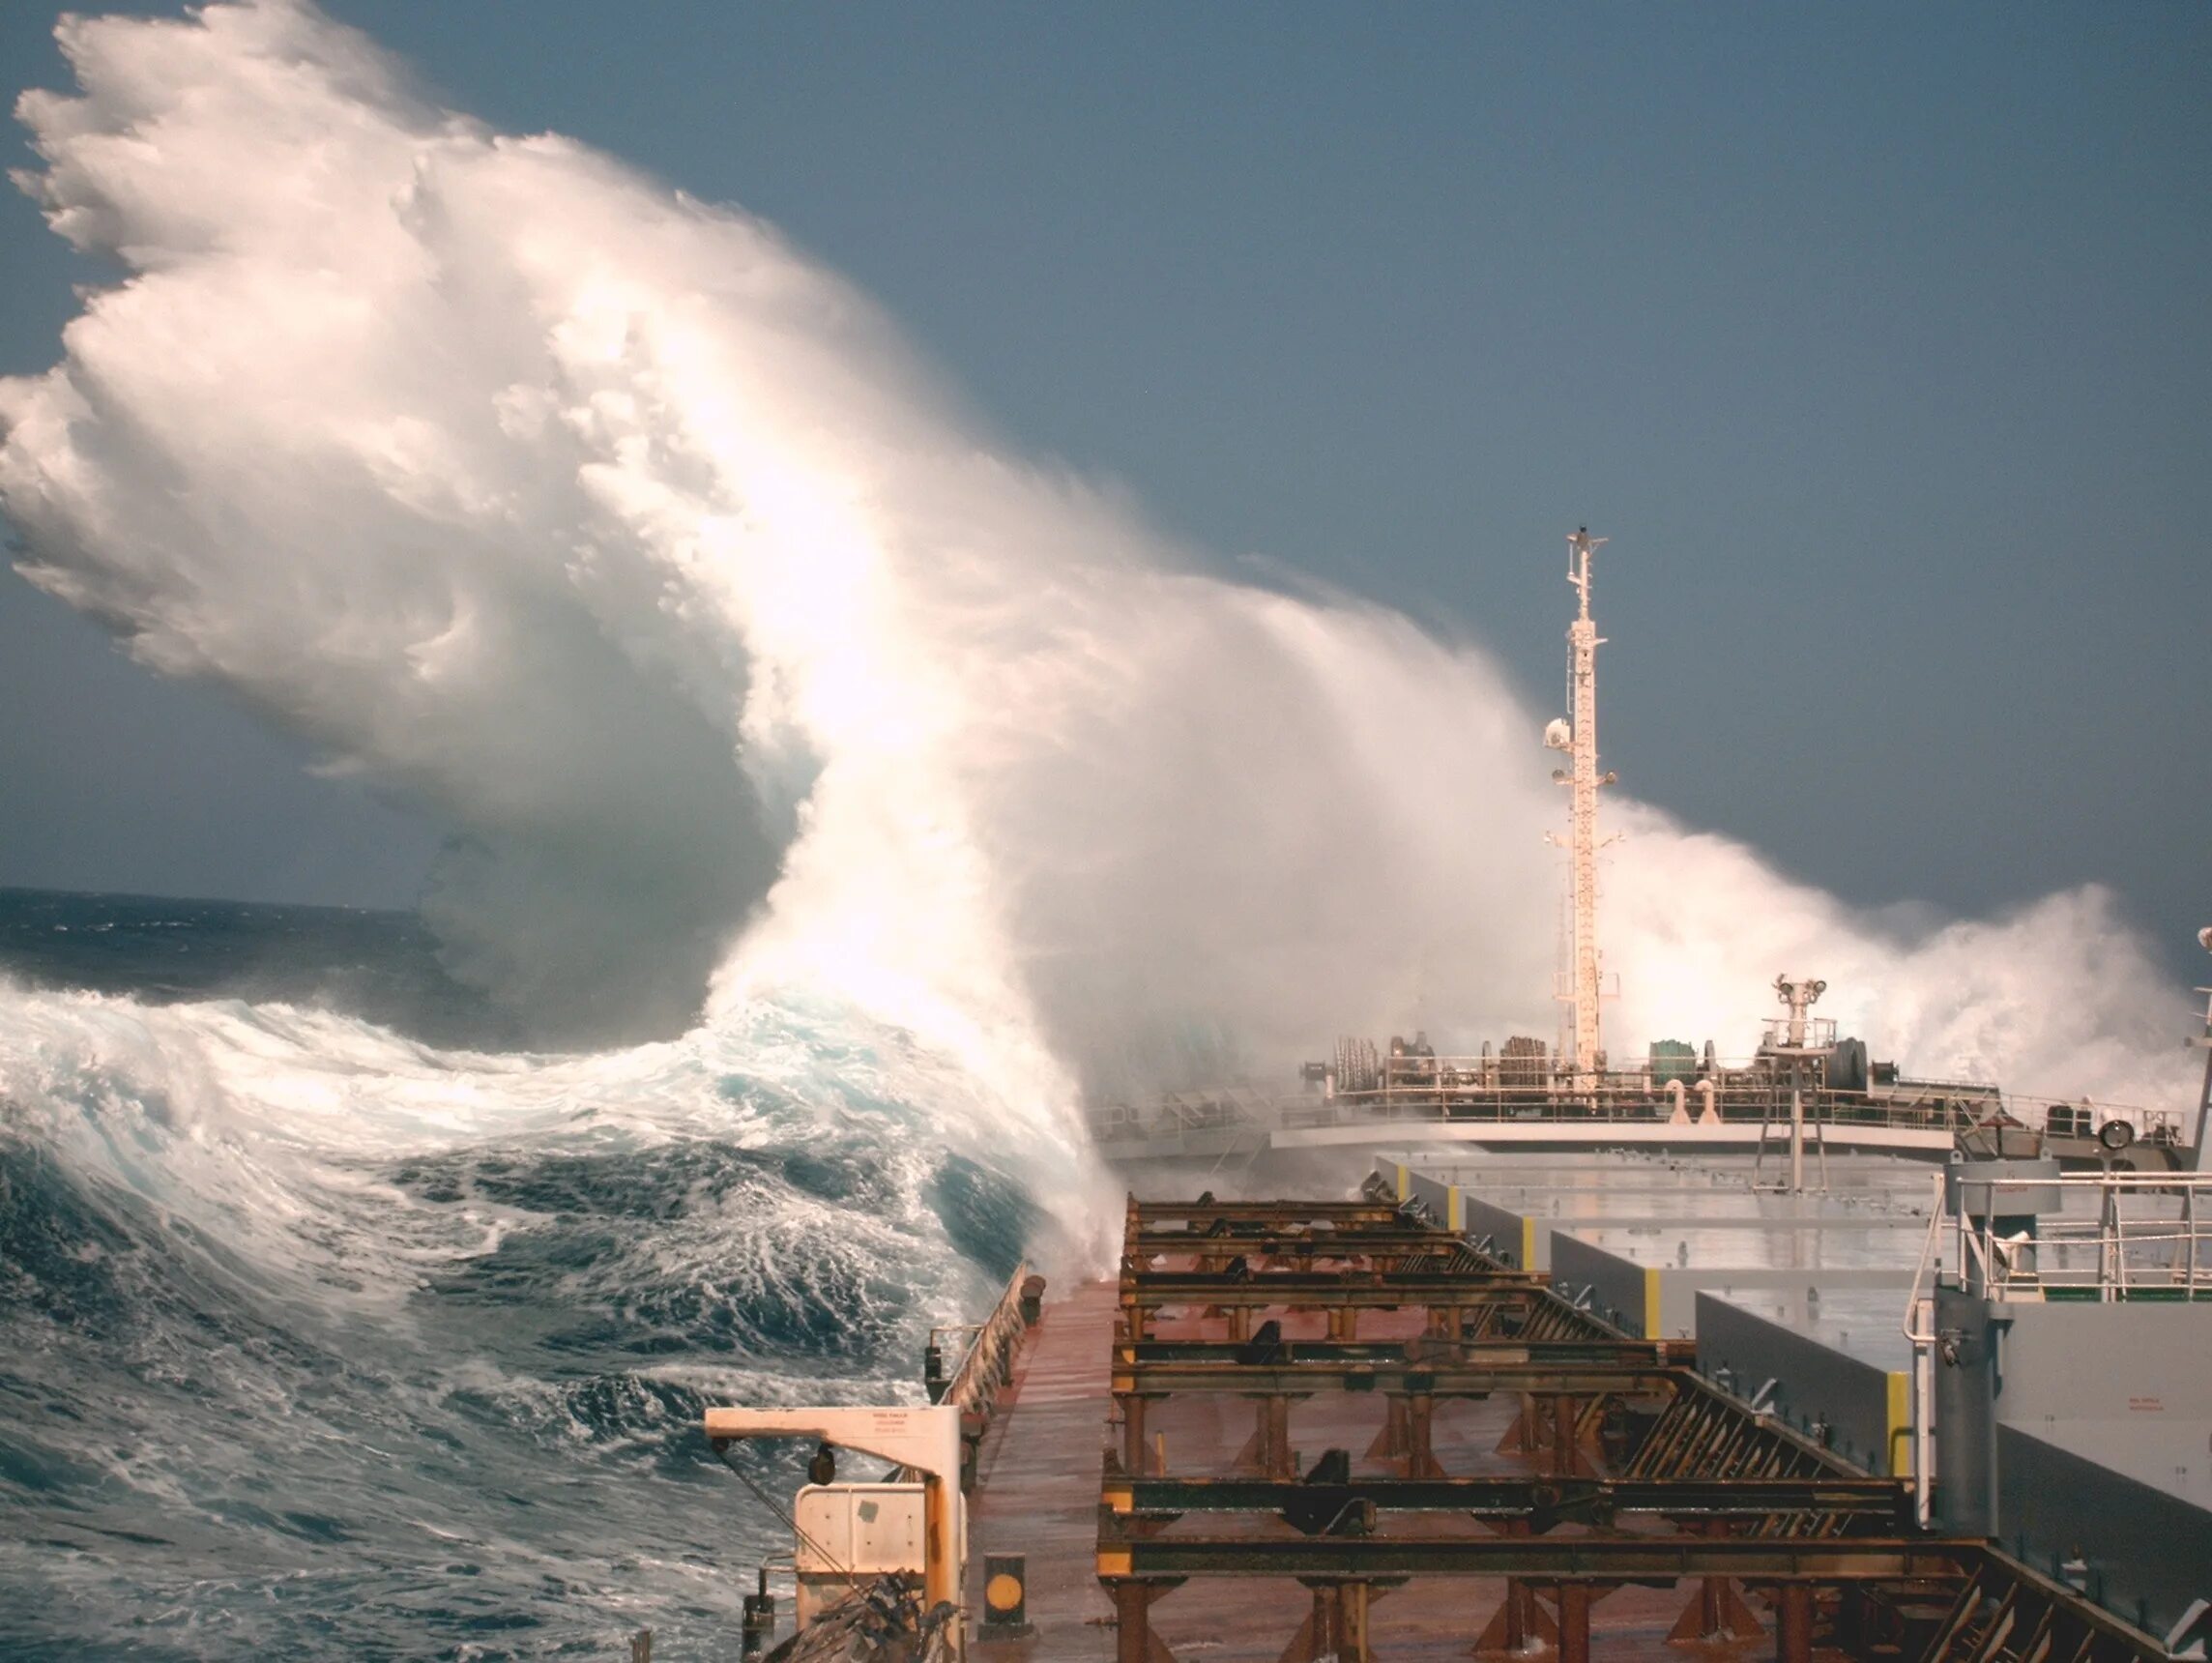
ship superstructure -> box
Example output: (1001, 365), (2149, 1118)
(1092, 525), (2196, 1178)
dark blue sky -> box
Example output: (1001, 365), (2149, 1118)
(1, 3), (2206, 974)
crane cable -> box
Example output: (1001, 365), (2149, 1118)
(710, 1441), (873, 1611)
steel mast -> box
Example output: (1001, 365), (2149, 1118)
(2192, 927), (2212, 1171)
(1550, 528), (1615, 1088)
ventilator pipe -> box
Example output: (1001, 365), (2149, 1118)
(1695, 1079), (1720, 1125)
(1664, 1080), (1689, 1124)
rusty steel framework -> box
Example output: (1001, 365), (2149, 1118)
(1918, 1561), (2181, 1663)
(1096, 1193), (2173, 1663)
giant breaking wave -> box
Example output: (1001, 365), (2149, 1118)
(0, 3), (2192, 1656)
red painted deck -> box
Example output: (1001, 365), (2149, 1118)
(966, 1281), (1779, 1661)
(968, 1278), (1121, 1656)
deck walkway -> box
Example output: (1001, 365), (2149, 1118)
(968, 1278), (1120, 1657)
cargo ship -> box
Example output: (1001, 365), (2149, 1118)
(700, 1138), (2211, 1661)
(695, 532), (2212, 1660)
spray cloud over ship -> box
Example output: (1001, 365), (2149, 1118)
(0, 2), (2194, 1653)
(0, 0), (2188, 1097)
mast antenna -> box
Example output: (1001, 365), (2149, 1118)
(1545, 527), (1616, 1088)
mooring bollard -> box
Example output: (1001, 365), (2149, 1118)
(1019, 1273), (1046, 1325)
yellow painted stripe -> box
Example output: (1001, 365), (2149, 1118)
(1396, 1163), (1409, 1202)
(1521, 1216), (1537, 1270)
(1886, 1371), (1912, 1476)
(1644, 1267), (1663, 1338)
(1102, 1484), (1133, 1513)
(1097, 1549), (1132, 1577)
(1447, 1186), (1463, 1232)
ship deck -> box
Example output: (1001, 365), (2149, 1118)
(723, 1181), (2186, 1662)
(964, 1280), (1734, 1662)
(965, 1278), (1120, 1654)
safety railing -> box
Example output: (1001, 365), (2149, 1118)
(1090, 1072), (2183, 1151)
(1332, 1051), (1992, 1121)
(924, 1262), (1040, 1420)
(1127, 1073), (2003, 1138)
(1936, 1171), (2212, 1302)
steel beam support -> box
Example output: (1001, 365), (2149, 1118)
(1498, 1394), (1532, 1455)
(1558, 1582), (1594, 1663)
(1131, 1200), (1402, 1226)
(1122, 1335), (1682, 1367)
(1114, 1579), (1147, 1663)
(1107, 1473), (1909, 1522)
(1255, 1396), (1295, 1481)
(1130, 1227), (1478, 1253)
(1120, 1393), (1149, 1476)
(1112, 1360), (1677, 1397)
(1372, 1394), (1408, 1462)
(1550, 1393), (1585, 1478)
(1343, 1580), (1370, 1663)
(1126, 1269), (1553, 1298)
(1473, 1522), (1557, 1658)
(1775, 1582), (1814, 1663)
(1670, 1573), (1763, 1644)
(1096, 1529), (1970, 1579)
(1670, 1522), (1764, 1643)
(1405, 1391), (1441, 1478)
(1294, 1580), (1371, 1663)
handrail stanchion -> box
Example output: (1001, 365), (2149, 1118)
(1901, 1171), (1945, 1526)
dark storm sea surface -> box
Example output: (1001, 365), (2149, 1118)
(0, 888), (1036, 1661)
(0, 887), (522, 1050)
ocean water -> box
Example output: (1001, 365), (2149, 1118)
(0, 888), (1047, 1661)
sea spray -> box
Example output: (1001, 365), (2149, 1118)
(0, 3), (2197, 1654)
(1, 3), (2189, 1103)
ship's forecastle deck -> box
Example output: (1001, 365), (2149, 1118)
(949, 1191), (2175, 1663)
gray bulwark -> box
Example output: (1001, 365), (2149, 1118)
(1550, 1224), (1918, 1341)
(1994, 1427), (2212, 1645)
(1696, 1287), (1913, 1476)
(1385, 1151), (1932, 1340)
(1385, 1150), (1940, 1273)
